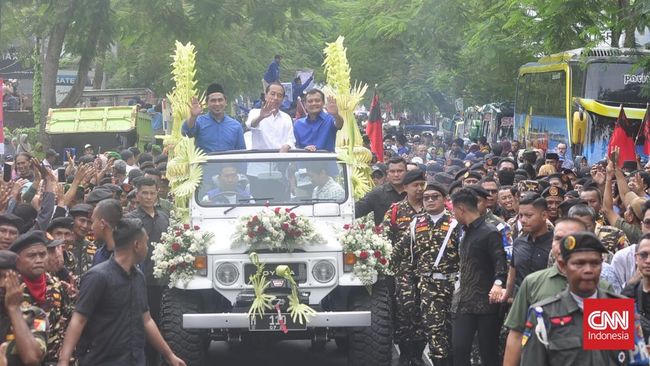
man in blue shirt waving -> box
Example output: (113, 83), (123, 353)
(293, 89), (344, 152)
(182, 83), (246, 153)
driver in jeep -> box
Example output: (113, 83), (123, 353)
(204, 164), (251, 204)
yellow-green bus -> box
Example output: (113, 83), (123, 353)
(514, 47), (650, 163)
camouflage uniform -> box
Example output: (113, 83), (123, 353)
(21, 272), (73, 363)
(65, 238), (97, 278)
(383, 200), (424, 343)
(410, 211), (460, 360)
(2, 305), (49, 366)
(595, 223), (629, 255)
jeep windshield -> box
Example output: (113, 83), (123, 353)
(196, 158), (348, 206)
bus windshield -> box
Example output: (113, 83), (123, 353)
(584, 62), (650, 106)
(195, 158), (348, 207)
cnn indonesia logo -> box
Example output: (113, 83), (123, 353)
(584, 298), (635, 350)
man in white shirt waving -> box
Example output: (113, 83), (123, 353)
(246, 82), (296, 152)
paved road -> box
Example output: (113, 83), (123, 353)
(208, 341), (431, 366)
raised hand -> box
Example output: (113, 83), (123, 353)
(259, 101), (277, 119)
(189, 96), (202, 118)
(325, 95), (339, 116)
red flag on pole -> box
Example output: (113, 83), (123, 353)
(608, 105), (637, 167)
(636, 104), (650, 156)
(366, 90), (384, 162)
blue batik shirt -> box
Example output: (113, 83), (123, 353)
(293, 111), (338, 152)
(181, 113), (246, 153)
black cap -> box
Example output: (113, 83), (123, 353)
(542, 186), (566, 198)
(424, 183), (448, 196)
(101, 183), (123, 194)
(402, 169), (426, 186)
(622, 160), (638, 171)
(10, 231), (48, 253)
(46, 239), (66, 249)
(470, 163), (487, 172)
(545, 152), (560, 160)
(372, 163), (387, 174)
(563, 169), (577, 176)
(85, 187), (113, 204)
(426, 163), (443, 173)
(46, 148), (59, 158)
(467, 184), (490, 198)
(560, 231), (608, 260)
(0, 250), (18, 269)
(206, 83), (225, 97)
(433, 172), (454, 186)
(0, 214), (24, 230)
(449, 159), (464, 168)
(47, 217), (74, 233)
(69, 203), (93, 217)
(459, 170), (482, 182)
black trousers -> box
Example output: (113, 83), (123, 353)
(145, 285), (163, 366)
(452, 312), (501, 366)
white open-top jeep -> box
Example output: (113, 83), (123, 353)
(160, 150), (393, 366)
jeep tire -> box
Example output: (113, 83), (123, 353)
(161, 288), (209, 366)
(347, 279), (393, 366)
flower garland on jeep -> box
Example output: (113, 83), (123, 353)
(232, 206), (323, 252)
(340, 217), (393, 287)
(152, 211), (215, 288)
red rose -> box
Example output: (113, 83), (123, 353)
(289, 212), (296, 219)
(257, 226), (265, 234)
(172, 243), (181, 252)
(295, 230), (302, 237)
(374, 250), (382, 258)
(379, 258), (388, 265)
(373, 226), (383, 234)
(252, 215), (259, 222)
(247, 231), (255, 238)
(194, 225), (200, 230)
(358, 224), (366, 229)
(274, 207), (281, 214)
(183, 224), (190, 230)
(285, 208), (291, 213)
(359, 251), (369, 260)
(281, 223), (289, 231)
(343, 224), (351, 230)
(169, 265), (176, 272)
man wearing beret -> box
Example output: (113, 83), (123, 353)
(0, 215), (23, 251)
(67, 204), (96, 278)
(520, 232), (628, 365)
(10, 231), (72, 364)
(542, 186), (566, 224)
(396, 183), (460, 365)
(46, 218), (75, 284)
(0, 250), (49, 366)
(381, 168), (427, 364)
(182, 83), (246, 153)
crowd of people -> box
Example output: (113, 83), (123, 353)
(356, 133), (650, 365)
(1, 77), (650, 366)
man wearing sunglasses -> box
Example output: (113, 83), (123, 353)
(397, 183), (460, 366)
(520, 232), (628, 365)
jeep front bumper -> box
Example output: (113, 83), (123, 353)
(183, 311), (371, 329)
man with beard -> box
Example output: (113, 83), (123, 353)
(542, 186), (565, 224)
(293, 89), (344, 153)
(0, 250), (49, 366)
(10, 231), (72, 364)
(246, 82), (295, 152)
(67, 204), (96, 278)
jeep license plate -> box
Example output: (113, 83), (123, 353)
(248, 313), (307, 331)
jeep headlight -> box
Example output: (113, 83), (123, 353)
(215, 262), (239, 286)
(312, 260), (335, 283)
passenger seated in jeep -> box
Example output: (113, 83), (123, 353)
(203, 164), (251, 204)
(306, 162), (345, 201)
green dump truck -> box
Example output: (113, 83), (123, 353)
(46, 105), (153, 155)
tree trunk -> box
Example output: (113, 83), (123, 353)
(39, 0), (78, 143)
(57, 29), (101, 108)
(93, 52), (105, 90)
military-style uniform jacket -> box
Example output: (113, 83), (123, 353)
(521, 289), (628, 366)
(21, 272), (73, 363)
(382, 200), (424, 245)
(1, 304), (49, 366)
(401, 210), (460, 278)
(65, 238), (97, 278)
(595, 223), (630, 254)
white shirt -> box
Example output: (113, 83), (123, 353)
(245, 109), (296, 150)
